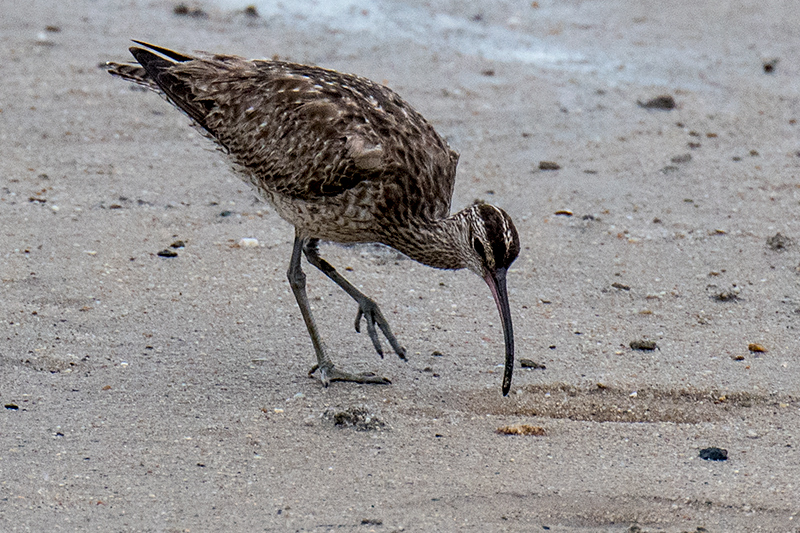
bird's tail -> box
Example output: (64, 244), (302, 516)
(106, 61), (159, 90)
(106, 41), (194, 92)
(107, 41), (220, 138)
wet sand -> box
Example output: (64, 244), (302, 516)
(2, 1), (799, 531)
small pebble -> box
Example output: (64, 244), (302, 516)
(638, 95), (676, 109)
(173, 3), (207, 17)
(699, 447), (728, 461)
(713, 288), (739, 302)
(496, 424), (546, 436)
(630, 340), (657, 351)
(35, 32), (55, 45)
(539, 161), (561, 170)
(238, 237), (259, 247)
(763, 58), (778, 73)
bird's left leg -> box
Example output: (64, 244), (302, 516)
(303, 239), (407, 360)
(287, 235), (390, 386)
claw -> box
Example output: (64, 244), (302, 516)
(354, 306), (384, 356)
(308, 363), (329, 386)
(364, 312), (385, 358)
(354, 308), (364, 333)
(309, 362), (391, 385)
(354, 299), (407, 360)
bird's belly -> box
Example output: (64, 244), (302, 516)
(263, 190), (380, 244)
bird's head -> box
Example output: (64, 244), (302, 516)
(462, 203), (520, 395)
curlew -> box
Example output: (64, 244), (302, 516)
(107, 42), (520, 395)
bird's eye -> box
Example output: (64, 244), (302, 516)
(472, 237), (485, 258)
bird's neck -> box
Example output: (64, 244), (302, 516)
(387, 212), (470, 271)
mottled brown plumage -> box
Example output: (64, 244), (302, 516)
(108, 42), (520, 394)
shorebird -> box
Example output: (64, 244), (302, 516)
(108, 42), (520, 395)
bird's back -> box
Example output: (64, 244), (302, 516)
(109, 43), (459, 242)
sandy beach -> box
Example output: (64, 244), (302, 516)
(2, 1), (799, 530)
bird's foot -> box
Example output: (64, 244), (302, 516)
(309, 362), (392, 386)
(354, 298), (407, 360)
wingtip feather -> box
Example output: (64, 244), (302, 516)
(129, 40), (194, 62)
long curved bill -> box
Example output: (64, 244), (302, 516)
(483, 267), (514, 396)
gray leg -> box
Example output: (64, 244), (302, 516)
(302, 239), (407, 360)
(286, 234), (391, 386)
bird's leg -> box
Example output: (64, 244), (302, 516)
(302, 239), (407, 360)
(287, 235), (391, 386)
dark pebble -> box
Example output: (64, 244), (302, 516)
(671, 153), (692, 164)
(630, 340), (657, 351)
(637, 95), (676, 109)
(699, 447), (728, 461)
(173, 3), (207, 17)
(611, 282), (630, 291)
(539, 161), (561, 170)
(713, 290), (739, 302)
(157, 249), (178, 258)
(520, 359), (546, 369)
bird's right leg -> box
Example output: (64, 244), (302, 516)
(302, 238), (407, 361)
(286, 234), (391, 386)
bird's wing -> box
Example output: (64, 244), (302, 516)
(109, 42), (457, 205)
